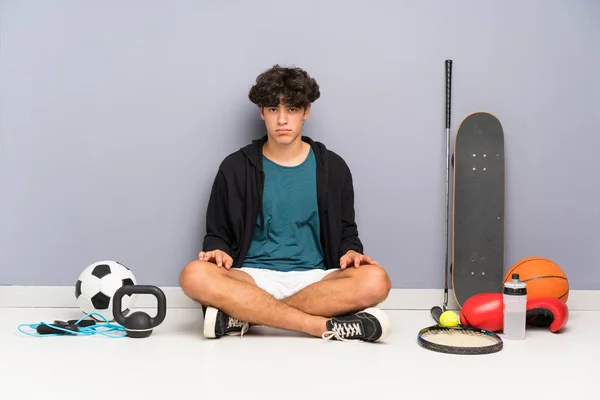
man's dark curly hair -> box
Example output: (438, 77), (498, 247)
(248, 65), (320, 109)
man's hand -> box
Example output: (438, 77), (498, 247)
(339, 250), (379, 269)
(198, 249), (233, 269)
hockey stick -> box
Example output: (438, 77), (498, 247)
(430, 59), (453, 324)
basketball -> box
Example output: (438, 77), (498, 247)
(504, 257), (569, 302)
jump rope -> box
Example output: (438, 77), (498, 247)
(18, 312), (127, 338)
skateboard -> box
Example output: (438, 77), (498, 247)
(451, 111), (505, 308)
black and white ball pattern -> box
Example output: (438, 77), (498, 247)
(75, 260), (137, 321)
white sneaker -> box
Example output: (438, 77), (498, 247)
(203, 306), (250, 339)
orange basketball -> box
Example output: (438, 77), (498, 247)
(504, 257), (569, 302)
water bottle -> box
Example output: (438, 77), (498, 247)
(503, 273), (527, 340)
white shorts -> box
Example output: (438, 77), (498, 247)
(239, 267), (340, 300)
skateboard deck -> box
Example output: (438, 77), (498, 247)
(452, 111), (505, 308)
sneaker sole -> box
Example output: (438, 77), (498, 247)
(203, 306), (219, 339)
(363, 307), (392, 342)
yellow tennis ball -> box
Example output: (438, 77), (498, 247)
(439, 311), (459, 327)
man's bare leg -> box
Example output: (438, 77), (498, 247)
(179, 260), (328, 337)
(281, 264), (392, 317)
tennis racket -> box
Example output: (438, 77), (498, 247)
(418, 324), (503, 355)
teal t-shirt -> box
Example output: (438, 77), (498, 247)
(243, 147), (326, 272)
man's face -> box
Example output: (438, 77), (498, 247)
(259, 103), (311, 145)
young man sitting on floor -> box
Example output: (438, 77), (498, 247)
(179, 65), (392, 342)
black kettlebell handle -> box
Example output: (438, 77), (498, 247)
(113, 285), (167, 328)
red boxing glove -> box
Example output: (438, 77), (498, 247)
(459, 293), (503, 332)
(526, 297), (568, 333)
(459, 293), (569, 333)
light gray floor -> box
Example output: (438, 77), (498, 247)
(1, 307), (596, 399)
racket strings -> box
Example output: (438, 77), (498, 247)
(418, 327), (503, 354)
(423, 330), (498, 347)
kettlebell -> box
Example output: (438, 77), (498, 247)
(113, 285), (167, 338)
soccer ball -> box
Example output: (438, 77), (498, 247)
(75, 260), (137, 321)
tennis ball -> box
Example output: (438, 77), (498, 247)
(439, 311), (459, 327)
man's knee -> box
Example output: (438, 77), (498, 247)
(361, 264), (392, 305)
(179, 260), (218, 303)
